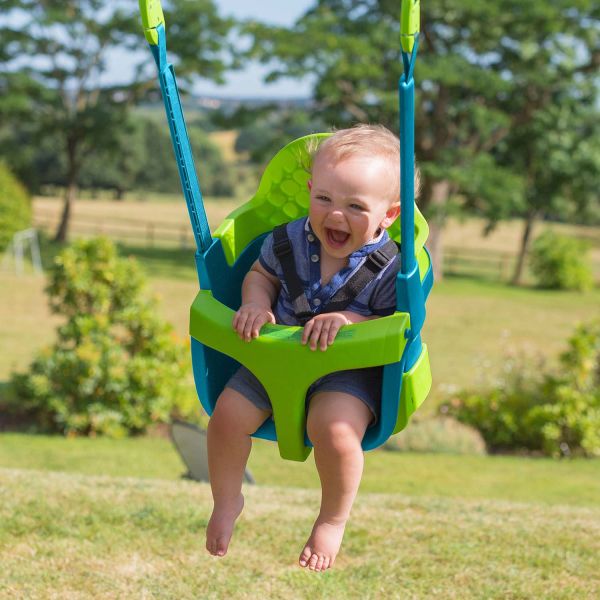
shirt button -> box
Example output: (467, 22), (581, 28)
(311, 254), (319, 263)
(313, 298), (322, 306)
(307, 233), (315, 242)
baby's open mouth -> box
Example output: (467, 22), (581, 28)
(325, 228), (350, 248)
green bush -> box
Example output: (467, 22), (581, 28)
(529, 230), (593, 291)
(441, 320), (600, 457)
(0, 163), (32, 251)
(10, 237), (197, 437)
(384, 417), (486, 455)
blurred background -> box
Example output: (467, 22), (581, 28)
(0, 1), (599, 595)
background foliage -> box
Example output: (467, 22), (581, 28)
(529, 230), (594, 291)
(0, 0), (235, 240)
(0, 163), (31, 251)
(442, 320), (600, 457)
(10, 238), (196, 437)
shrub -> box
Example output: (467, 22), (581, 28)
(0, 163), (32, 251)
(529, 230), (593, 291)
(441, 320), (600, 457)
(10, 237), (196, 437)
(384, 417), (486, 455)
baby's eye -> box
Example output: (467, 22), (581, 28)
(350, 203), (366, 211)
(316, 195), (331, 203)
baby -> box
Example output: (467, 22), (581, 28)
(206, 124), (416, 572)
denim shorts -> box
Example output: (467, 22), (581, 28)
(225, 364), (382, 424)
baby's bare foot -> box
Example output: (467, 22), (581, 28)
(298, 517), (346, 572)
(206, 494), (244, 557)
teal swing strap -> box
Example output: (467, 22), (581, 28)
(149, 24), (212, 254)
(396, 28), (426, 368)
(399, 35), (419, 276)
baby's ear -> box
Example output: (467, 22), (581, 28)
(307, 179), (313, 191)
(381, 202), (400, 229)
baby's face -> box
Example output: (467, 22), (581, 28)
(308, 152), (399, 261)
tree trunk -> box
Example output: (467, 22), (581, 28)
(54, 181), (78, 243)
(54, 140), (79, 243)
(511, 209), (538, 286)
(422, 179), (450, 282)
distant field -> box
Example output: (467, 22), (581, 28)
(2, 197), (598, 406)
(32, 197), (600, 281)
(211, 129), (241, 162)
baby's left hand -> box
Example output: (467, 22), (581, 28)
(302, 313), (351, 352)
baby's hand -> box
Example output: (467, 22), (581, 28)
(302, 313), (351, 352)
(233, 303), (276, 342)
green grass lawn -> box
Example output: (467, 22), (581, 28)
(1, 465), (599, 598)
(1, 434), (599, 508)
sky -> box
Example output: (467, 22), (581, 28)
(196, 0), (314, 98)
(109, 0), (314, 99)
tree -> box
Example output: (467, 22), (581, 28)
(501, 100), (600, 284)
(244, 0), (599, 280)
(78, 112), (236, 198)
(0, 0), (234, 241)
(235, 109), (327, 164)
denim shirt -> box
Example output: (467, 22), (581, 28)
(258, 217), (399, 326)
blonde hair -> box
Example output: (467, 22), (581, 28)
(306, 124), (420, 203)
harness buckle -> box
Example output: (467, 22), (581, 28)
(368, 249), (391, 270)
(273, 237), (293, 257)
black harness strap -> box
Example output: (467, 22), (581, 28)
(321, 239), (399, 314)
(272, 223), (399, 324)
(272, 224), (313, 324)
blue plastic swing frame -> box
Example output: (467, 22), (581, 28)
(144, 19), (432, 454)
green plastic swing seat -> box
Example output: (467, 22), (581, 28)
(189, 134), (433, 461)
(138, 0), (432, 462)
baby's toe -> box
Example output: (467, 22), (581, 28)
(299, 546), (312, 567)
(308, 553), (320, 570)
(206, 538), (215, 555)
(315, 554), (326, 572)
(215, 537), (228, 556)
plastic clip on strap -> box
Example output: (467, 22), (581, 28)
(323, 240), (398, 314)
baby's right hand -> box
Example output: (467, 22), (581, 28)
(233, 303), (276, 342)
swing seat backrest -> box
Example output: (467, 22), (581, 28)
(213, 134), (430, 275)
(191, 133), (432, 462)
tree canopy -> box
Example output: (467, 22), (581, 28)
(244, 0), (600, 279)
(0, 0), (235, 240)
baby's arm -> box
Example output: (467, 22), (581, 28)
(302, 311), (378, 352)
(233, 261), (281, 341)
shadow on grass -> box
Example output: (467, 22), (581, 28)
(37, 233), (197, 281)
(443, 271), (511, 286)
(0, 380), (36, 433)
(116, 243), (197, 280)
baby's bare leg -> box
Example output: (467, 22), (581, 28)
(299, 392), (371, 572)
(206, 388), (270, 557)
